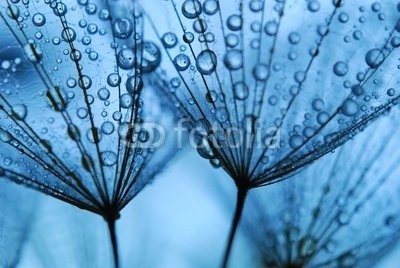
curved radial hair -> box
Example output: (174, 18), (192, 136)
(237, 111), (400, 267)
(0, 0), (178, 267)
(138, 0), (400, 265)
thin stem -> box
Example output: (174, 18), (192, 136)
(222, 187), (248, 268)
(107, 219), (119, 268)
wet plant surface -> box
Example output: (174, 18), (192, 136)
(139, 0), (400, 265)
(1, 0), (400, 267)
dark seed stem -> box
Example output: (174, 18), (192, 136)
(222, 186), (248, 268)
(107, 219), (119, 268)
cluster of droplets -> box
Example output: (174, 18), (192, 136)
(141, 0), (400, 189)
(0, 0), (179, 217)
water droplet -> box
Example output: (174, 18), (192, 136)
(87, 127), (101, 143)
(7, 5), (19, 20)
(101, 151), (117, 166)
(193, 18), (207, 33)
(224, 49), (242, 70)
(338, 12), (349, 23)
(340, 99), (358, 116)
(162, 32), (178, 48)
(365, 48), (384, 69)
(227, 15), (242, 31)
(197, 138), (214, 159)
(196, 50), (217, 75)
(107, 73), (121, 87)
(249, 0), (264, 12)
(141, 42), (161, 73)
(24, 42), (42, 62)
(182, 0), (202, 19)
(12, 104), (27, 120)
(233, 82), (248, 100)
(68, 124), (81, 141)
(32, 13), (46, 26)
(317, 111), (329, 124)
(126, 75), (143, 94)
(289, 134), (303, 149)
(215, 107), (228, 123)
(308, 1), (320, 12)
(174, 54), (191, 71)
(312, 98), (324, 111)
(387, 88), (396, 96)
(113, 18), (133, 39)
(118, 122), (133, 140)
(117, 49), (136, 70)
(333, 61), (348, 76)
(203, 0), (218, 15)
(120, 93), (133, 109)
(264, 21), (278, 36)
(351, 84), (364, 96)
(138, 129), (150, 143)
(46, 86), (67, 112)
(183, 32), (195, 43)
(61, 27), (76, 42)
(82, 154), (94, 171)
(101, 121), (115, 135)
(253, 63), (269, 80)
(0, 129), (12, 143)
(54, 2), (67, 16)
(78, 75), (92, 90)
(288, 32), (300, 44)
(97, 87), (110, 101)
(225, 34), (239, 47)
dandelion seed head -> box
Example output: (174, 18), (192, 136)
(0, 0), (178, 218)
(140, 0), (400, 189)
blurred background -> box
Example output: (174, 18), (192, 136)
(12, 148), (400, 267)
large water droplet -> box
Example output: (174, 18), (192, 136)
(107, 73), (121, 87)
(365, 48), (384, 69)
(224, 49), (242, 70)
(117, 49), (136, 70)
(12, 104), (27, 120)
(162, 32), (178, 48)
(68, 124), (81, 141)
(24, 42), (42, 62)
(120, 93), (133, 108)
(182, 0), (202, 19)
(97, 87), (110, 101)
(101, 151), (117, 166)
(101, 121), (115, 135)
(141, 42), (161, 73)
(264, 21), (278, 36)
(196, 50), (217, 75)
(32, 13), (46, 26)
(253, 63), (269, 80)
(203, 0), (218, 15)
(113, 18), (133, 39)
(233, 82), (248, 100)
(227, 15), (242, 31)
(340, 99), (358, 116)
(197, 138), (214, 159)
(333, 61), (348, 76)
(126, 75), (143, 94)
(174, 54), (191, 71)
(0, 129), (12, 143)
(289, 134), (303, 149)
